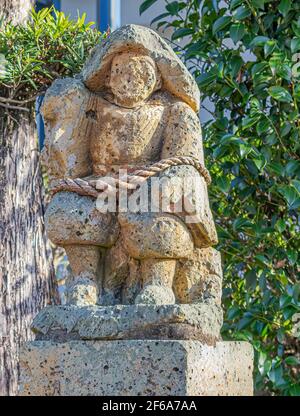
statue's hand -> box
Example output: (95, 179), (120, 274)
(87, 175), (138, 196)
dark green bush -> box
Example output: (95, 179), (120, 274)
(0, 7), (103, 104)
(141, 0), (300, 395)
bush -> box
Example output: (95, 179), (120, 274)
(0, 7), (104, 105)
(141, 0), (300, 395)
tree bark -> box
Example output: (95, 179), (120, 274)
(0, 0), (33, 24)
(0, 0), (58, 396)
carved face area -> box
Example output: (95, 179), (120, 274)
(108, 51), (160, 107)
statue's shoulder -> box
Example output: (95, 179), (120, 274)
(44, 76), (87, 100)
(42, 76), (90, 120)
(152, 91), (198, 120)
(149, 91), (191, 109)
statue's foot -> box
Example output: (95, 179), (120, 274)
(66, 275), (98, 306)
(134, 284), (175, 305)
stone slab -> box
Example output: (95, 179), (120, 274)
(31, 304), (223, 345)
(18, 340), (253, 396)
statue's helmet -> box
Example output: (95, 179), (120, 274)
(81, 24), (200, 113)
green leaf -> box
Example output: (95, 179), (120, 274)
(280, 121), (292, 137)
(212, 16), (231, 34)
(227, 306), (241, 320)
(216, 176), (231, 194)
(166, 1), (184, 15)
(252, 0), (265, 9)
(230, 56), (244, 77)
(139, 0), (158, 15)
(196, 67), (218, 87)
(251, 61), (269, 77)
(278, 0), (291, 17)
(285, 356), (300, 366)
(292, 179), (300, 193)
(245, 270), (257, 290)
(291, 38), (300, 53)
(290, 385), (300, 396)
(268, 86), (292, 103)
(287, 249), (298, 265)
(230, 23), (245, 43)
(252, 155), (267, 171)
(172, 27), (194, 40)
(285, 160), (300, 177)
(275, 219), (286, 232)
(237, 315), (254, 330)
(278, 185), (300, 209)
(233, 217), (252, 231)
(293, 283), (300, 302)
(250, 36), (269, 48)
(264, 40), (277, 57)
(230, 0), (244, 10)
(268, 365), (286, 388)
(255, 254), (270, 266)
(268, 162), (285, 176)
(150, 12), (170, 25)
(242, 115), (260, 129)
(276, 328), (285, 343)
(256, 119), (271, 135)
(258, 354), (272, 376)
(234, 5), (251, 20)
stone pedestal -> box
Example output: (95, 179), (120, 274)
(19, 340), (253, 396)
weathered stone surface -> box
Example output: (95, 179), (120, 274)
(41, 24), (218, 306)
(41, 77), (91, 180)
(45, 191), (119, 246)
(119, 212), (194, 259)
(82, 24), (200, 112)
(18, 340), (253, 396)
(108, 51), (161, 108)
(175, 247), (223, 304)
(155, 165), (218, 247)
(88, 92), (166, 175)
(31, 303), (223, 344)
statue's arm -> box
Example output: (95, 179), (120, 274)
(160, 102), (218, 248)
(41, 77), (92, 180)
(161, 101), (204, 163)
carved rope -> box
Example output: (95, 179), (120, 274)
(50, 156), (211, 198)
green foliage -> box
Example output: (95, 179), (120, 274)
(141, 0), (300, 395)
(0, 7), (103, 101)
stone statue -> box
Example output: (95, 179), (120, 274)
(19, 26), (254, 396)
(41, 24), (221, 313)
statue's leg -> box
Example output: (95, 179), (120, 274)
(119, 212), (194, 305)
(64, 245), (104, 306)
(45, 191), (119, 306)
(135, 258), (176, 305)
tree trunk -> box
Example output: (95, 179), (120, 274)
(0, 0), (58, 396)
(0, 0), (33, 24)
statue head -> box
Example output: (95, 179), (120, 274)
(81, 25), (200, 112)
(107, 51), (161, 108)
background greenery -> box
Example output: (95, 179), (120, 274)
(141, 0), (300, 395)
(0, 7), (103, 103)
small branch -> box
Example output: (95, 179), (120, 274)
(0, 95), (38, 105)
(0, 102), (29, 112)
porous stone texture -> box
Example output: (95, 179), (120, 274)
(45, 192), (119, 246)
(31, 303), (223, 344)
(41, 77), (92, 181)
(18, 340), (253, 396)
(20, 24), (254, 398)
(41, 24), (218, 307)
(82, 24), (200, 112)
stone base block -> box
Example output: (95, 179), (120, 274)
(19, 340), (253, 396)
(31, 304), (223, 345)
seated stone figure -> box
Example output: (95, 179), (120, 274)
(42, 25), (222, 309)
